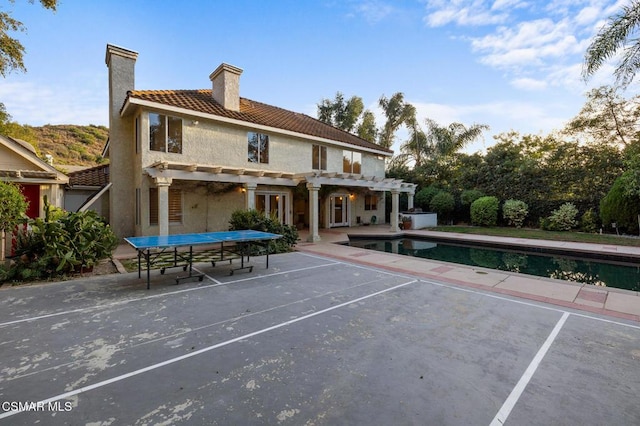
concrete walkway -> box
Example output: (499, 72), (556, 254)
(292, 226), (640, 323)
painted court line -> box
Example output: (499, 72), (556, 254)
(7, 274), (399, 384)
(0, 278), (418, 420)
(490, 312), (570, 426)
(307, 250), (640, 331)
(0, 261), (337, 328)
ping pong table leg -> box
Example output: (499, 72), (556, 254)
(137, 249), (141, 278)
(146, 248), (151, 290)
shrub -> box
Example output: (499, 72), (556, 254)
(228, 209), (298, 253)
(502, 199), (529, 228)
(545, 202), (579, 231)
(429, 191), (455, 223)
(3, 203), (118, 282)
(600, 176), (640, 234)
(460, 189), (484, 208)
(415, 186), (441, 211)
(580, 208), (599, 233)
(470, 196), (499, 226)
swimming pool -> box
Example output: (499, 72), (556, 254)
(345, 237), (640, 291)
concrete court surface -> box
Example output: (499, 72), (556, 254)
(0, 251), (639, 425)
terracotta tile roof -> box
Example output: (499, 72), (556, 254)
(67, 163), (110, 187)
(126, 90), (392, 154)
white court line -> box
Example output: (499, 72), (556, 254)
(301, 251), (640, 331)
(0, 278), (418, 420)
(0, 260), (337, 328)
(490, 312), (570, 426)
(424, 278), (640, 331)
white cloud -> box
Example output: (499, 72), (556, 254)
(511, 77), (548, 90)
(574, 6), (601, 26)
(424, 1), (509, 27)
(424, 0), (622, 99)
(351, 0), (395, 23)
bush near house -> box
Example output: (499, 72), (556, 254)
(228, 209), (299, 254)
(0, 201), (118, 283)
(470, 196), (500, 226)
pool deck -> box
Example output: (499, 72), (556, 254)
(290, 227), (640, 323)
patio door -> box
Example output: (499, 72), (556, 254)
(330, 195), (349, 227)
(255, 191), (289, 224)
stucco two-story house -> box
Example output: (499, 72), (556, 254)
(105, 44), (415, 241)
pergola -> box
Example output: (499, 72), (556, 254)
(144, 161), (416, 240)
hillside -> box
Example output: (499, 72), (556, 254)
(5, 124), (109, 170)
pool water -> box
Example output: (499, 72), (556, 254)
(345, 238), (640, 291)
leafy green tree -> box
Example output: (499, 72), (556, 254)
(1, 0), (58, 77)
(564, 86), (640, 146)
(398, 119), (488, 169)
(583, 0), (640, 88)
(460, 189), (484, 208)
(602, 174), (640, 234)
(317, 92), (365, 133)
(357, 110), (378, 142)
(377, 92), (416, 149)
(1, 0), (58, 136)
(0, 180), (27, 259)
(414, 185), (441, 211)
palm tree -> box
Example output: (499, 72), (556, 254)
(583, 1), (640, 88)
(397, 119), (488, 169)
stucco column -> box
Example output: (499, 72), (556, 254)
(155, 177), (172, 236)
(407, 189), (415, 211)
(390, 189), (400, 232)
(245, 183), (257, 210)
(307, 182), (321, 242)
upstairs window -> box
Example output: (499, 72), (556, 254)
(149, 113), (182, 153)
(312, 145), (327, 170)
(248, 132), (269, 164)
(343, 150), (361, 174)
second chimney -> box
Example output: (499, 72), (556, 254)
(209, 63), (243, 111)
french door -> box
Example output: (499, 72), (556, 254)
(329, 194), (349, 227)
(255, 191), (289, 224)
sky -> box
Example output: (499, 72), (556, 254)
(0, 0), (636, 154)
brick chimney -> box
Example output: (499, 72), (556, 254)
(209, 63), (243, 111)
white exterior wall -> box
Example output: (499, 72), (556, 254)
(139, 111), (386, 177)
(131, 109), (389, 236)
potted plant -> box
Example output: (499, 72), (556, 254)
(401, 216), (412, 230)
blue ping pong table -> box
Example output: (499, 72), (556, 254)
(124, 230), (282, 289)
